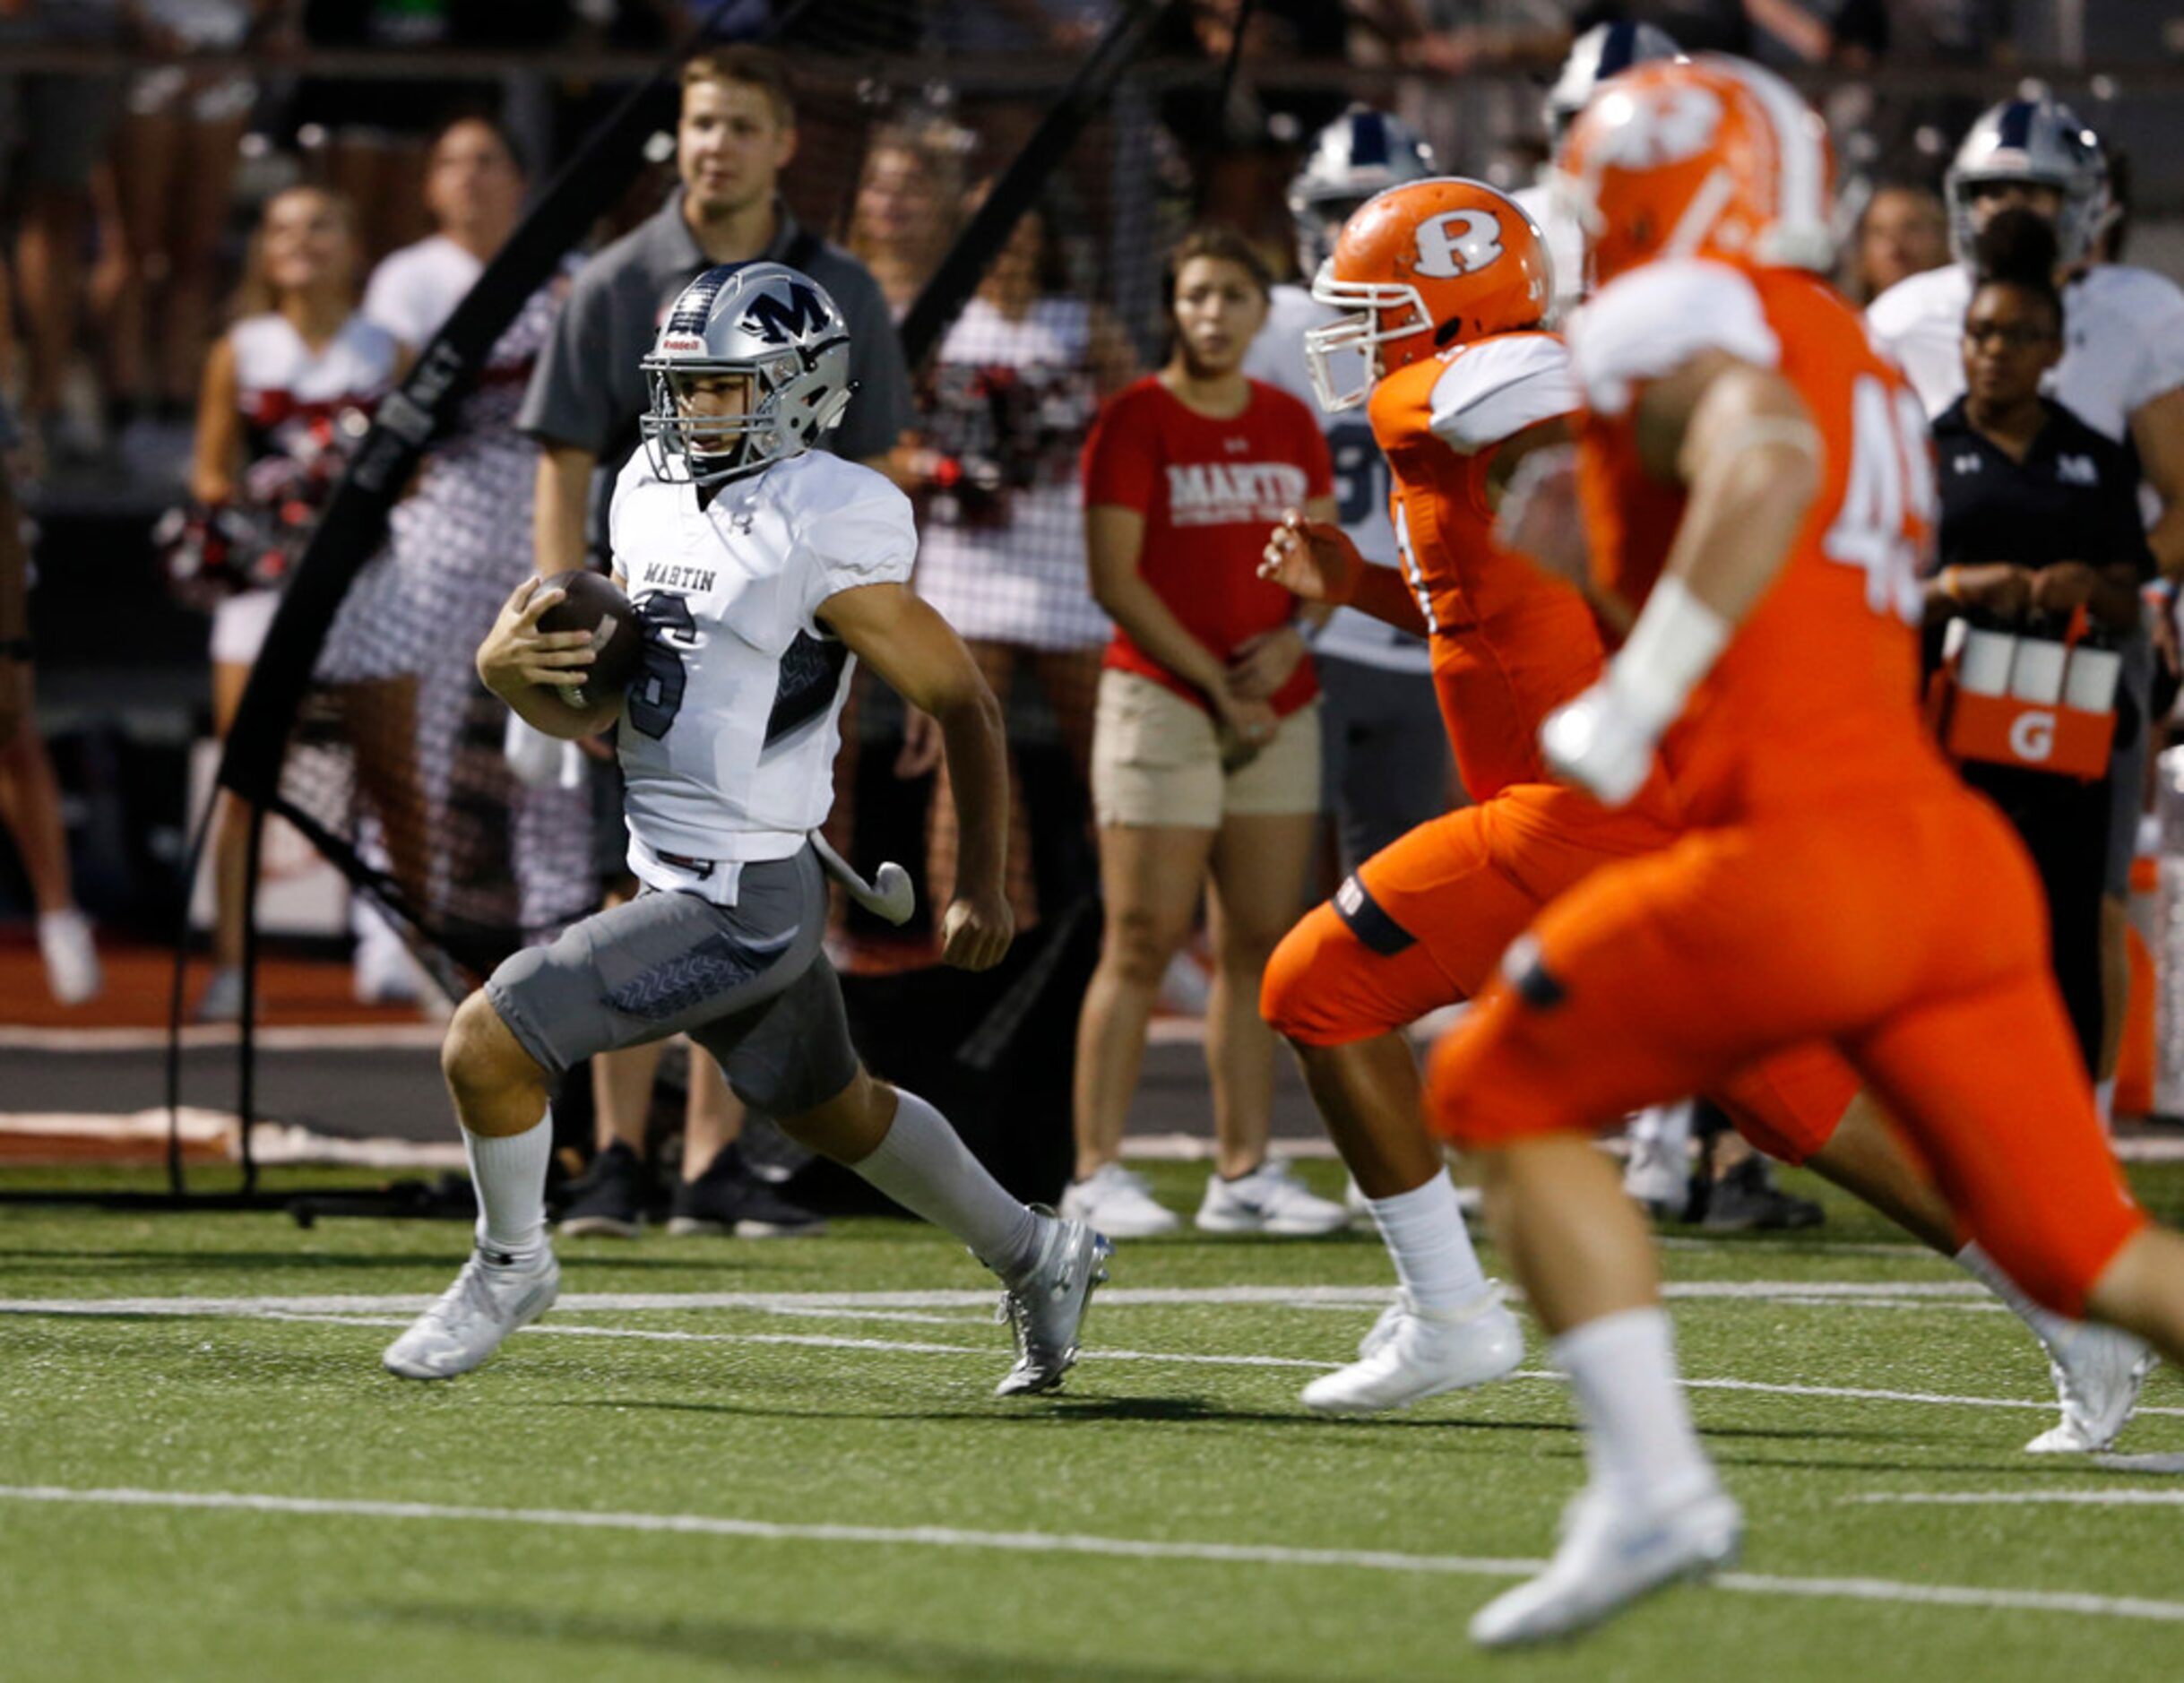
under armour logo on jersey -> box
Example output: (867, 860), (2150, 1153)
(1595, 84), (1724, 168)
(1413, 210), (1505, 279)
(1225, 436), (1249, 453)
(741, 282), (831, 346)
(1953, 453), (1982, 474)
(2056, 453), (2098, 486)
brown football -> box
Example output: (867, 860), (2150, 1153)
(536, 569), (644, 706)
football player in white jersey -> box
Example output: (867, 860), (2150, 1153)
(1511, 20), (1680, 322)
(1245, 108), (1449, 877)
(1869, 92), (2184, 1123)
(384, 263), (1110, 1395)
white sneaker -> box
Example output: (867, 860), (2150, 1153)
(37, 909), (101, 1005)
(383, 1247), (560, 1380)
(1302, 1288), (1524, 1415)
(1196, 1160), (1348, 1236)
(2026, 1322), (2156, 1453)
(1060, 1163), (1178, 1239)
(994, 1213), (1112, 1397)
(194, 965), (245, 1023)
(1470, 1480), (1743, 1648)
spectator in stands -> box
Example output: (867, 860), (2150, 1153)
(0, 401), (99, 1003)
(1064, 228), (1347, 1240)
(1847, 180), (1947, 303)
(843, 119), (965, 321)
(521, 44), (911, 1240)
(100, 1), (270, 449)
(1925, 211), (2154, 1072)
(0, 1), (133, 466)
(901, 186), (1135, 940)
(322, 114), (593, 958)
(188, 186), (399, 1021)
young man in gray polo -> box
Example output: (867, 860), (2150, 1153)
(518, 45), (914, 1239)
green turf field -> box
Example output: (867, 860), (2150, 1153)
(4, 1157), (2182, 1682)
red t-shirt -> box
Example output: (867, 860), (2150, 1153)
(1082, 375), (1333, 715)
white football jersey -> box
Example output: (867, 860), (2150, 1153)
(1867, 260), (2184, 443)
(1245, 282), (1429, 675)
(608, 448), (917, 878)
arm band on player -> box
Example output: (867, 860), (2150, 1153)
(1608, 575), (1731, 732)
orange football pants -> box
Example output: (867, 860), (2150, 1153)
(1261, 783), (1856, 1165)
(1424, 784), (2146, 1316)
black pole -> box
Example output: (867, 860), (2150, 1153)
(236, 801), (264, 1197)
(161, 780), (221, 1198)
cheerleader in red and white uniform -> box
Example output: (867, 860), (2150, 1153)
(186, 185), (397, 1020)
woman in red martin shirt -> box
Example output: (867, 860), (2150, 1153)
(1063, 228), (1346, 1241)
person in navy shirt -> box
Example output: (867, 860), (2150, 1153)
(1924, 211), (2154, 1070)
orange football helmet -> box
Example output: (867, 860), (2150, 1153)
(1557, 54), (1834, 290)
(1305, 177), (1555, 412)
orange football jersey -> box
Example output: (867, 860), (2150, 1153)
(1367, 331), (1610, 804)
(1569, 257), (1943, 820)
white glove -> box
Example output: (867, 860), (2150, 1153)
(1539, 678), (1662, 808)
(503, 712), (583, 790)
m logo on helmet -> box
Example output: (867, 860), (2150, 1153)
(1413, 210), (1504, 279)
(740, 282), (830, 347)
(1597, 85), (1724, 168)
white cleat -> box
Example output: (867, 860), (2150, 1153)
(38, 909), (102, 1006)
(1471, 1480), (1743, 1648)
(2026, 1322), (2157, 1454)
(1060, 1163), (1178, 1239)
(383, 1247), (560, 1380)
(994, 1213), (1111, 1397)
(1301, 1287), (1525, 1416)
(1196, 1159), (1349, 1236)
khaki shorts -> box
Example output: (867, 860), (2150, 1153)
(1092, 668), (1322, 830)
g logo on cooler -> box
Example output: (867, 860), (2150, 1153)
(1413, 210), (1505, 279)
(2010, 710), (2057, 763)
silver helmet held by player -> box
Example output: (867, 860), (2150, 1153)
(1542, 20), (1679, 150)
(1288, 108), (1437, 279)
(1945, 90), (2107, 266)
(641, 261), (855, 488)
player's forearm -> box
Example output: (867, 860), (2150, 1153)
(1347, 561), (1429, 637)
(1094, 573), (1231, 704)
(936, 686), (1010, 898)
(533, 445), (596, 575)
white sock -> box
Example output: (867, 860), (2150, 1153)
(1365, 1169), (1489, 1312)
(463, 1113), (553, 1263)
(1627, 1100), (1693, 1154)
(850, 1089), (1041, 1278)
(1956, 1239), (2076, 1356)
(1554, 1307), (1714, 1504)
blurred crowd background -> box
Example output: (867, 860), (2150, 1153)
(3, 0), (2181, 1005)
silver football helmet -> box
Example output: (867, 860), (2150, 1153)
(641, 261), (855, 487)
(1543, 21), (1680, 150)
(1945, 91), (2107, 266)
(1287, 108), (1437, 280)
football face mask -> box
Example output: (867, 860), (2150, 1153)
(641, 261), (856, 488)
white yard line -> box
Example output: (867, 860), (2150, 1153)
(0, 1280), (1993, 1318)
(3, 1483), (2180, 1624)
(65, 1300), (2175, 1417)
(1850, 1490), (2184, 1508)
